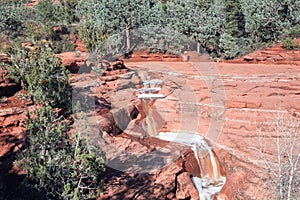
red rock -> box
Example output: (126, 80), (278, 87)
(271, 55), (284, 61)
(294, 38), (300, 45)
(0, 107), (24, 117)
(243, 56), (254, 61)
(25, 0), (38, 7)
(0, 53), (9, 63)
(97, 113), (121, 136)
(246, 101), (262, 109)
(226, 40), (300, 65)
(140, 54), (149, 58)
(75, 39), (86, 52)
(184, 150), (201, 177)
(176, 172), (199, 200)
(182, 54), (190, 62)
(2, 116), (19, 127)
(279, 53), (294, 60)
(153, 163), (182, 198)
(3, 40), (300, 200)
(56, 52), (87, 73)
(0, 70), (22, 97)
(256, 56), (267, 61)
(123, 49), (183, 62)
(226, 101), (246, 109)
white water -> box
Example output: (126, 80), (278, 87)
(136, 79), (226, 199)
(191, 144), (204, 178)
(158, 132), (226, 200)
(191, 176), (226, 200)
(209, 149), (219, 178)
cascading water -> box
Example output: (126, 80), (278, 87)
(159, 132), (226, 200)
(136, 79), (226, 199)
(136, 79), (165, 137)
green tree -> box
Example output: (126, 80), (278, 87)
(6, 42), (71, 108)
(166, 0), (225, 54)
(241, 0), (300, 42)
(56, 0), (79, 24)
(19, 106), (106, 200)
(33, 0), (61, 24)
(136, 24), (190, 55)
(76, 0), (157, 51)
(77, 21), (108, 52)
(221, 0), (245, 37)
(219, 32), (240, 59)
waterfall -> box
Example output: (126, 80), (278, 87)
(209, 149), (220, 179)
(135, 79), (226, 199)
(159, 132), (226, 200)
(136, 79), (165, 137)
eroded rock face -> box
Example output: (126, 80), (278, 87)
(70, 62), (203, 199)
(0, 70), (30, 159)
(98, 133), (200, 200)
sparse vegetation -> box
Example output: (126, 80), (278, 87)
(288, 25), (300, 38)
(256, 112), (300, 200)
(282, 37), (299, 50)
(281, 25), (300, 50)
(2, 11), (106, 197)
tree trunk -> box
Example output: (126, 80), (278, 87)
(197, 41), (201, 55)
(125, 28), (131, 51)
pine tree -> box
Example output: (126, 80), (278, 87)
(166, 0), (225, 54)
(241, 0), (300, 42)
(221, 0), (245, 37)
(219, 32), (240, 59)
(76, 0), (157, 51)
